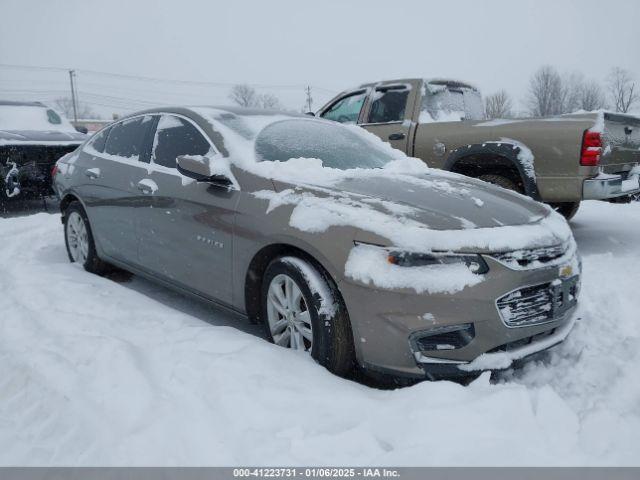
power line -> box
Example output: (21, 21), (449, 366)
(0, 63), (338, 94)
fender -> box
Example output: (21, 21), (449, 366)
(443, 142), (541, 201)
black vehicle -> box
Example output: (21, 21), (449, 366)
(0, 101), (87, 204)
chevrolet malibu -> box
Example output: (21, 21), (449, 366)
(53, 107), (580, 381)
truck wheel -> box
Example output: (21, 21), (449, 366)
(63, 202), (109, 274)
(478, 174), (524, 194)
(550, 202), (580, 220)
(261, 256), (355, 377)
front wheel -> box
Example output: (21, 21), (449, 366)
(63, 202), (108, 274)
(261, 256), (355, 376)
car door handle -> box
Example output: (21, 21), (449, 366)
(85, 168), (100, 179)
(137, 181), (154, 194)
(388, 132), (406, 141)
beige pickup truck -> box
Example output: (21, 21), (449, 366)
(318, 78), (640, 218)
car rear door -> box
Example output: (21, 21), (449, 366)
(359, 81), (420, 153)
(135, 114), (238, 306)
(81, 115), (155, 266)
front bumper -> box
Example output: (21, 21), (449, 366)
(416, 311), (576, 374)
(583, 170), (640, 199)
(339, 255), (580, 380)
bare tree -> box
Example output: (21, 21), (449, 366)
(562, 72), (584, 113)
(229, 84), (258, 108)
(229, 84), (282, 110)
(258, 93), (282, 110)
(527, 65), (566, 117)
(54, 97), (95, 119)
(484, 90), (513, 119)
(579, 80), (606, 111)
(607, 67), (638, 113)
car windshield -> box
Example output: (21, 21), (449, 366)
(255, 119), (394, 169)
(0, 105), (77, 132)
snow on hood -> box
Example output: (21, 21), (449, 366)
(192, 107), (572, 253)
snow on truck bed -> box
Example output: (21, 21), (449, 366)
(0, 201), (639, 466)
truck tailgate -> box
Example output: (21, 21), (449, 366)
(600, 112), (640, 173)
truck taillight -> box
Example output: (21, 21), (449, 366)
(580, 130), (602, 166)
(51, 164), (59, 178)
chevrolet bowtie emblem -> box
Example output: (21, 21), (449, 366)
(559, 265), (573, 278)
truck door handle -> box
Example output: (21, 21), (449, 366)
(388, 132), (406, 141)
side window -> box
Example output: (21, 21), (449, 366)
(151, 115), (211, 169)
(367, 88), (409, 124)
(104, 116), (153, 159)
(87, 126), (111, 153)
(321, 91), (367, 124)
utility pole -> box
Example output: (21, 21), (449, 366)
(305, 86), (313, 113)
(68, 69), (78, 124)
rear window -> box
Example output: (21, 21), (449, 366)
(367, 88), (409, 123)
(255, 119), (393, 169)
(104, 116), (153, 159)
(88, 126), (111, 153)
(421, 83), (484, 122)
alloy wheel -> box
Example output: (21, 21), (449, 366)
(66, 211), (89, 264)
(266, 273), (313, 351)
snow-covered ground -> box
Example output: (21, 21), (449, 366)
(0, 200), (638, 466)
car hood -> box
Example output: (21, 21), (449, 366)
(0, 129), (86, 144)
(331, 171), (549, 231)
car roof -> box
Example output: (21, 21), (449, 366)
(0, 100), (47, 107)
(122, 105), (307, 120)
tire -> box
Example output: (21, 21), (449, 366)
(63, 202), (109, 274)
(478, 173), (524, 194)
(550, 201), (581, 220)
(261, 256), (355, 376)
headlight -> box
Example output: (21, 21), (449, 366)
(387, 251), (489, 274)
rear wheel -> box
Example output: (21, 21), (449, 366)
(261, 256), (355, 376)
(477, 173), (524, 194)
(63, 202), (109, 274)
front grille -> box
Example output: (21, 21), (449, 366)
(0, 145), (78, 167)
(1, 145), (78, 196)
(496, 278), (578, 327)
(490, 243), (567, 269)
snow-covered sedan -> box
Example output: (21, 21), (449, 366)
(0, 101), (87, 202)
(53, 107), (581, 381)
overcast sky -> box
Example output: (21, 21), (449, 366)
(1, 0), (639, 116)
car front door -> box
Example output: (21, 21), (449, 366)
(359, 83), (418, 153)
(136, 114), (238, 306)
(80, 115), (155, 266)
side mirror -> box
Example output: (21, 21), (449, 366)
(176, 155), (233, 189)
(75, 126), (88, 134)
(305, 111), (315, 117)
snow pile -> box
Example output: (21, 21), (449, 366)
(0, 201), (639, 465)
(344, 244), (484, 294)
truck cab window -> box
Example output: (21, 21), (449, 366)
(367, 89), (409, 124)
(321, 91), (366, 124)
